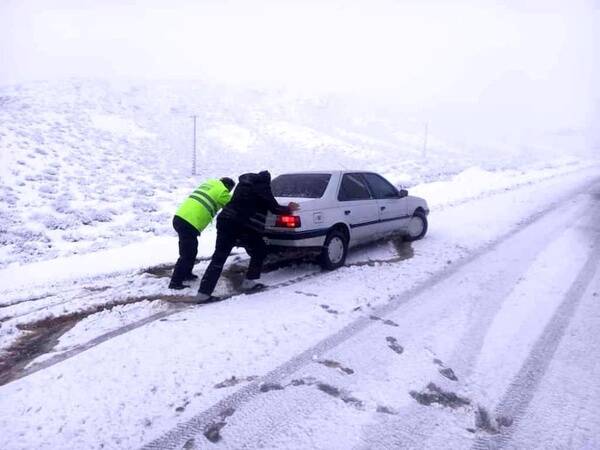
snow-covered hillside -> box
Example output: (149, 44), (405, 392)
(0, 79), (592, 268)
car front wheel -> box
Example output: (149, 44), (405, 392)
(405, 210), (428, 241)
(319, 229), (348, 270)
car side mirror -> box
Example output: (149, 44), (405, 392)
(398, 189), (408, 198)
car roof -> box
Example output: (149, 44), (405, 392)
(274, 170), (370, 176)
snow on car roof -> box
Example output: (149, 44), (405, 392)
(274, 170), (365, 176)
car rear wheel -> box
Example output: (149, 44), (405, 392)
(405, 210), (428, 241)
(319, 229), (348, 270)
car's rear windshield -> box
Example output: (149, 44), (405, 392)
(271, 173), (331, 198)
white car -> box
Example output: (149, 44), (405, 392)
(264, 170), (429, 269)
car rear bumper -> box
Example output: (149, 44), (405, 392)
(264, 228), (328, 248)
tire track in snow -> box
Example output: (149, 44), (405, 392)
(445, 195), (593, 384)
(140, 178), (600, 450)
(0, 271), (137, 308)
(6, 269), (326, 383)
(0, 288), (113, 323)
(4, 259), (374, 384)
(471, 234), (600, 449)
(0, 256), (233, 309)
(352, 195), (600, 450)
(4, 251), (419, 384)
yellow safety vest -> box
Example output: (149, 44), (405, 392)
(175, 179), (232, 231)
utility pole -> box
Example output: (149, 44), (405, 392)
(191, 114), (197, 176)
(422, 122), (429, 159)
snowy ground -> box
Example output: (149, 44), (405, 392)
(1, 162), (599, 449)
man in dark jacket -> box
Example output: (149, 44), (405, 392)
(195, 170), (298, 302)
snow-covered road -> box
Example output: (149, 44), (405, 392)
(192, 179), (600, 449)
(1, 166), (600, 449)
(141, 171), (600, 450)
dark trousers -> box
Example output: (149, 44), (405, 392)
(171, 215), (200, 284)
(199, 219), (267, 295)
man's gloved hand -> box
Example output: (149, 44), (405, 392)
(288, 202), (300, 211)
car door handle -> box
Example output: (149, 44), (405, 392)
(344, 210), (351, 215)
(380, 206), (386, 211)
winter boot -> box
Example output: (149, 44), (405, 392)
(195, 292), (220, 303)
(169, 281), (191, 290)
(241, 279), (266, 292)
(182, 273), (199, 281)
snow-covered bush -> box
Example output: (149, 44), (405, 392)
(131, 198), (158, 212)
(62, 230), (93, 242)
(136, 187), (155, 197)
(0, 188), (18, 206)
(52, 193), (75, 214)
(0, 227), (51, 245)
(43, 167), (59, 176)
(39, 185), (58, 195)
(29, 212), (78, 230)
(88, 208), (114, 223)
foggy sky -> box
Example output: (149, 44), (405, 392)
(1, 0), (598, 147)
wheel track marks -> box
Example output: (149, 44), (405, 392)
(472, 232), (600, 449)
(140, 177), (600, 450)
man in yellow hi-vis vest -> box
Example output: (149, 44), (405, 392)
(169, 177), (236, 290)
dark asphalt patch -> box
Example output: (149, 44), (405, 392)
(83, 285), (111, 292)
(317, 382), (340, 397)
(259, 382), (285, 392)
(316, 359), (355, 375)
(203, 422), (226, 443)
(472, 405), (513, 435)
(259, 377), (365, 410)
(294, 290), (318, 297)
(214, 376), (258, 389)
(182, 438), (195, 449)
(495, 416), (513, 427)
(290, 377), (315, 386)
(320, 304), (339, 315)
(370, 315), (399, 327)
(317, 383), (365, 409)
(376, 405), (399, 415)
(175, 400), (191, 413)
(386, 336), (404, 354)
(439, 367), (458, 381)
(341, 394), (364, 409)
(410, 382), (471, 408)
(475, 405), (498, 434)
(433, 358), (458, 381)
(203, 407), (236, 443)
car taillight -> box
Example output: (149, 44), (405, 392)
(275, 214), (301, 228)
